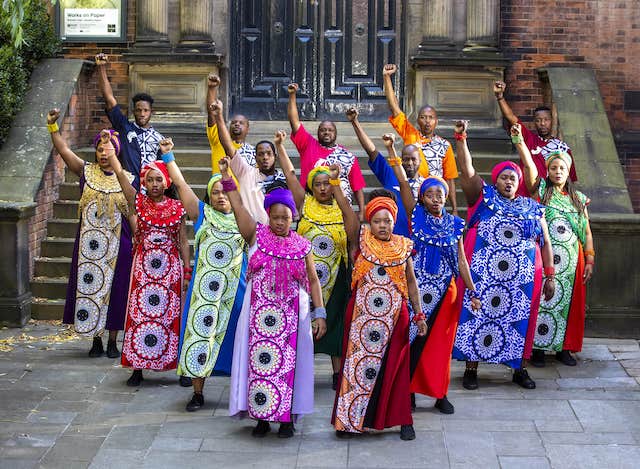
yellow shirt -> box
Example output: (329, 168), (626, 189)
(207, 124), (243, 175)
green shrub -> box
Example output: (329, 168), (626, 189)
(0, 1), (60, 146)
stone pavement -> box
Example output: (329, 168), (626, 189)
(0, 321), (639, 469)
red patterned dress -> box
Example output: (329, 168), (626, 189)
(121, 193), (186, 370)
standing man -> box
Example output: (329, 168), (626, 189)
(95, 53), (163, 188)
(383, 64), (459, 215)
(347, 107), (423, 237)
(493, 80), (578, 196)
(287, 83), (366, 220)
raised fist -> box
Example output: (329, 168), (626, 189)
(208, 73), (221, 88)
(95, 53), (108, 65)
(381, 133), (396, 147)
(345, 107), (359, 122)
(209, 99), (223, 115)
(493, 80), (506, 96)
(510, 123), (522, 137)
(219, 156), (230, 174)
(328, 163), (341, 180)
(47, 109), (60, 125)
(382, 64), (397, 76)
(159, 138), (174, 155)
(287, 83), (299, 95)
(274, 129), (286, 145)
(454, 120), (469, 135)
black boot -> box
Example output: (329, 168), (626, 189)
(555, 350), (577, 366)
(530, 349), (546, 368)
(410, 393), (416, 411)
(126, 369), (143, 387)
(278, 422), (295, 438)
(251, 419), (271, 437)
(462, 369), (478, 390)
(434, 395), (455, 414)
(512, 368), (536, 389)
(106, 340), (120, 359)
(88, 337), (104, 357)
(185, 392), (204, 412)
(400, 425), (416, 441)
(335, 430), (354, 439)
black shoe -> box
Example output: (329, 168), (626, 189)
(185, 392), (204, 412)
(335, 430), (353, 439)
(410, 393), (416, 411)
(106, 340), (120, 359)
(332, 372), (339, 391)
(179, 376), (193, 387)
(530, 349), (546, 368)
(126, 369), (143, 387)
(555, 350), (577, 366)
(252, 420), (271, 438)
(512, 368), (536, 389)
(434, 395), (454, 414)
(278, 422), (295, 438)
(462, 369), (478, 390)
(88, 337), (104, 357)
(400, 425), (416, 441)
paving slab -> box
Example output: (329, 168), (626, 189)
(348, 431), (448, 468)
(545, 443), (640, 469)
(570, 400), (640, 432)
(100, 424), (161, 451)
(498, 456), (551, 469)
(540, 431), (637, 445)
(444, 430), (499, 468)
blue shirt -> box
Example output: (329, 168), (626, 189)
(106, 104), (163, 188)
(368, 152), (423, 238)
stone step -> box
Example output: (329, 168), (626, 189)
(31, 298), (66, 320)
(34, 256), (72, 278)
(30, 277), (68, 300)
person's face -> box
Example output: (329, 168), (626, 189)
(317, 121), (337, 146)
(256, 143), (275, 173)
(547, 158), (569, 188)
(134, 100), (153, 128)
(534, 110), (552, 138)
(229, 115), (249, 140)
(495, 170), (519, 199)
(144, 169), (166, 200)
(209, 180), (231, 213)
(268, 203), (293, 236)
(369, 209), (395, 241)
(94, 143), (113, 170)
(311, 173), (332, 203)
(401, 147), (420, 179)
(416, 107), (438, 137)
(421, 186), (446, 216)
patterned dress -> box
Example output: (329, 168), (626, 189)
(63, 163), (133, 336)
(453, 184), (544, 369)
(177, 202), (247, 378)
(229, 224), (314, 423)
(333, 227), (413, 433)
(534, 180), (589, 352)
(121, 194), (186, 371)
(297, 195), (349, 357)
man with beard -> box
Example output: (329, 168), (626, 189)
(287, 83), (366, 220)
(96, 53), (163, 188)
(493, 80), (577, 196)
(346, 107), (423, 237)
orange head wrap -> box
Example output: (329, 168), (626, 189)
(365, 196), (398, 223)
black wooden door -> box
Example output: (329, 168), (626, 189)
(230, 0), (405, 121)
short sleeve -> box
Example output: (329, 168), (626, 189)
(368, 152), (397, 189)
(442, 142), (459, 179)
(347, 157), (366, 192)
(389, 112), (420, 144)
(290, 123), (313, 154)
(106, 104), (129, 133)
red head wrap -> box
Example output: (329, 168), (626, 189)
(365, 196), (398, 223)
(491, 161), (523, 185)
(140, 161), (171, 188)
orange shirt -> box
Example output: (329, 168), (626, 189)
(389, 112), (459, 180)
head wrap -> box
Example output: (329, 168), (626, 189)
(545, 151), (572, 169)
(419, 176), (449, 200)
(93, 130), (121, 156)
(264, 187), (297, 216)
(491, 161), (523, 185)
(307, 165), (331, 190)
(365, 196), (398, 223)
(140, 161), (171, 188)
(207, 173), (223, 198)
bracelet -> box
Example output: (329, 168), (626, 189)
(329, 178), (341, 186)
(184, 266), (193, 272)
(221, 177), (237, 192)
(585, 260), (595, 265)
(312, 306), (327, 320)
(544, 266), (555, 277)
(412, 312), (426, 323)
(584, 249), (595, 257)
(47, 122), (59, 133)
(161, 151), (175, 164)
(511, 135), (523, 144)
(469, 290), (480, 300)
(387, 157), (402, 167)
(454, 132), (467, 141)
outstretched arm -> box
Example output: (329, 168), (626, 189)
(95, 54), (117, 111)
(274, 129), (305, 210)
(210, 100), (238, 159)
(287, 83), (302, 134)
(382, 133), (416, 219)
(219, 157), (256, 245)
(457, 239), (482, 311)
(206, 73), (220, 127)
(160, 138), (200, 221)
(46, 109), (85, 177)
(382, 64), (402, 117)
(346, 107), (377, 160)
(453, 120), (483, 207)
(511, 123), (540, 196)
(105, 131), (137, 209)
(329, 164), (360, 247)
(493, 81), (518, 126)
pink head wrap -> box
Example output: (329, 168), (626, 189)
(491, 161), (523, 185)
(140, 161), (171, 188)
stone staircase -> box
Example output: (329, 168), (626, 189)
(30, 120), (514, 319)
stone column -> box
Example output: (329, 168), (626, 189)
(135, 0), (170, 47)
(418, 0), (454, 49)
(465, 0), (499, 50)
(178, 0), (215, 49)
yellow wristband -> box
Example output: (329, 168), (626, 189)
(329, 178), (341, 186)
(388, 157), (402, 167)
(47, 122), (59, 133)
